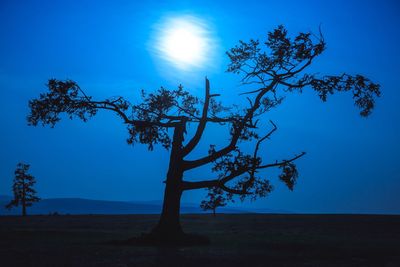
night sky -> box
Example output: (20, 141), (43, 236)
(0, 0), (399, 214)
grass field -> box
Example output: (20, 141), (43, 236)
(0, 214), (399, 266)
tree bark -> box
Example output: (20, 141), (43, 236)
(151, 122), (185, 238)
(22, 203), (26, 216)
(152, 179), (183, 236)
(22, 184), (26, 216)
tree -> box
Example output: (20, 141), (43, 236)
(27, 25), (380, 244)
(6, 163), (40, 216)
(201, 187), (227, 217)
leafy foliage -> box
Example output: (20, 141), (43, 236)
(28, 79), (98, 127)
(128, 85), (200, 150)
(232, 176), (273, 202)
(279, 162), (299, 191)
(226, 25), (380, 117)
(210, 148), (259, 177)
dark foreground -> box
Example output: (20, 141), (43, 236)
(0, 214), (399, 267)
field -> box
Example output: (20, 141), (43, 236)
(0, 214), (399, 266)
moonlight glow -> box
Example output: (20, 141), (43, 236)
(153, 16), (214, 71)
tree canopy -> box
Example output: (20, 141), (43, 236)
(27, 25), (380, 241)
(28, 25), (380, 201)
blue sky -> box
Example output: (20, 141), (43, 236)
(0, 0), (399, 214)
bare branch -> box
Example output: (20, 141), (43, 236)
(183, 80), (278, 170)
(182, 78), (211, 156)
(220, 184), (251, 195)
(182, 179), (219, 191)
(258, 152), (306, 169)
(253, 120), (277, 160)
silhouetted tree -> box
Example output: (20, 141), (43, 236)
(6, 163), (40, 216)
(201, 187), (227, 217)
(27, 25), (380, 244)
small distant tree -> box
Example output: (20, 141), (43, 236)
(6, 163), (40, 216)
(201, 187), (227, 217)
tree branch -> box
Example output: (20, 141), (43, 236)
(258, 152), (306, 169)
(183, 80), (278, 170)
(182, 78), (211, 156)
(91, 101), (180, 128)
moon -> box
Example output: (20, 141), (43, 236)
(153, 16), (214, 71)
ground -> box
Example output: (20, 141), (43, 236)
(0, 214), (399, 266)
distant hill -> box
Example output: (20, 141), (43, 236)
(0, 196), (251, 215)
(0, 197), (160, 215)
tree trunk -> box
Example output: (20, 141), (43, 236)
(148, 174), (209, 245)
(152, 179), (183, 236)
(132, 122), (209, 245)
(151, 122), (185, 238)
(22, 185), (26, 216)
(22, 203), (26, 216)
